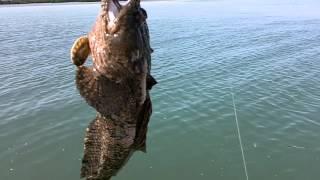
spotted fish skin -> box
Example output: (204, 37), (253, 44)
(71, 0), (156, 179)
(80, 115), (135, 180)
(76, 67), (155, 180)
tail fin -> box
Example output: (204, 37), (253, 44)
(81, 116), (135, 180)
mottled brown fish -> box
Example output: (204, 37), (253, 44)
(70, 0), (156, 179)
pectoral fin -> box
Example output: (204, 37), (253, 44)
(71, 36), (90, 66)
(76, 66), (131, 117)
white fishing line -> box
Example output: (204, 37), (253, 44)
(231, 91), (249, 180)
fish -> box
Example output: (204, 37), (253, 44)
(70, 0), (157, 179)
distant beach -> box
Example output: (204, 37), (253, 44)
(0, 0), (98, 5)
(0, 1), (99, 7)
(0, 0), (163, 6)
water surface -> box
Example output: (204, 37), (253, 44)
(1, 1), (320, 180)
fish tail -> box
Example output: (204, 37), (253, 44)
(81, 115), (135, 180)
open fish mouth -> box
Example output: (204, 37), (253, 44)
(107, 0), (122, 23)
(105, 0), (140, 28)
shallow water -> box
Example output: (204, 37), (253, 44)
(1, 1), (320, 180)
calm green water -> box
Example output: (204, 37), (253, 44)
(1, 1), (320, 180)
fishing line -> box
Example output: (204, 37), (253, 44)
(231, 90), (249, 180)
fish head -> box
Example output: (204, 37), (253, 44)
(90, 0), (148, 79)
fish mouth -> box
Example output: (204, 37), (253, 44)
(105, 0), (139, 28)
(107, 0), (122, 23)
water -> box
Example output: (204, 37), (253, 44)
(1, 1), (320, 179)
